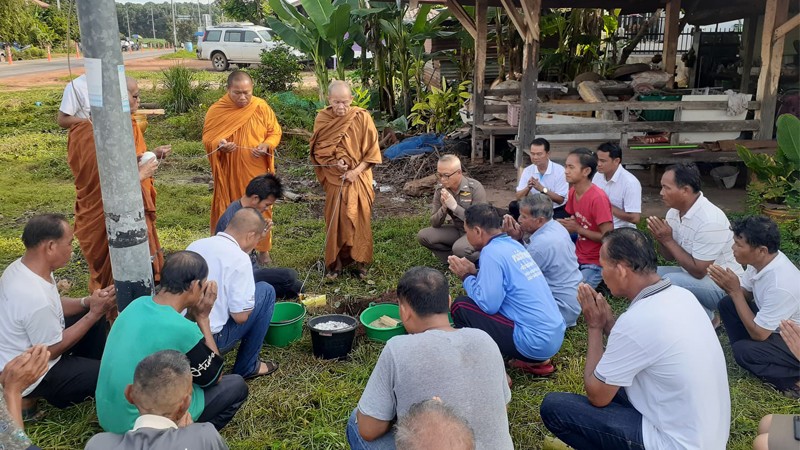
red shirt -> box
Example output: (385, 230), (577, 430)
(565, 184), (613, 265)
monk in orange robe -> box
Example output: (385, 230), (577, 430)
(202, 71), (282, 265)
(66, 78), (168, 291)
(310, 80), (382, 279)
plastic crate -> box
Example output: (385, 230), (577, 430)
(639, 94), (682, 121)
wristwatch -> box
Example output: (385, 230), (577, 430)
(542, 187), (549, 194)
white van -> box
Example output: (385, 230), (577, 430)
(197, 22), (279, 71)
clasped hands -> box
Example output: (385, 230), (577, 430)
(527, 176), (544, 192)
(502, 214), (523, 241)
(440, 189), (458, 211)
(337, 159), (360, 183)
(577, 283), (614, 333)
(189, 280), (219, 319)
(448, 255), (477, 280)
(646, 216), (674, 243)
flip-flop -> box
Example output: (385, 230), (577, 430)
(22, 404), (45, 422)
(245, 360), (279, 380)
(509, 359), (555, 377)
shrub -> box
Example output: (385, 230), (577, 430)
(248, 45), (302, 95)
(161, 66), (207, 114)
(13, 46), (47, 60)
(268, 91), (323, 131)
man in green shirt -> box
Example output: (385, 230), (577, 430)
(95, 251), (249, 433)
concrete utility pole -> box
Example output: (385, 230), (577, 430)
(126, 7), (132, 39)
(151, 5), (156, 39)
(75, 0), (155, 311)
(171, 0), (178, 50)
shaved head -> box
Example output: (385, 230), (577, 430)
(327, 80), (353, 117)
(126, 76), (138, 91)
(126, 76), (140, 113)
(327, 80), (353, 97)
(227, 71), (254, 108)
(225, 207), (265, 234)
(227, 70), (253, 88)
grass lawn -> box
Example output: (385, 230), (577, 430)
(1, 80), (798, 450)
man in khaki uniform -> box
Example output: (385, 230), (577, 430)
(417, 155), (487, 263)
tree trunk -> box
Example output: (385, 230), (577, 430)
(619, 9), (663, 65)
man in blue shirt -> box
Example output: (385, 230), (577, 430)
(448, 204), (566, 375)
(503, 194), (582, 327)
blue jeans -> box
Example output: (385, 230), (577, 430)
(540, 391), (645, 450)
(346, 408), (396, 450)
(657, 266), (723, 319)
(580, 264), (603, 289)
(213, 281), (276, 377)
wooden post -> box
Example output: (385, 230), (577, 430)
(661, 0), (681, 87)
(739, 16), (757, 94)
(755, 0), (789, 139)
(471, 0), (488, 161)
(516, 0), (541, 170)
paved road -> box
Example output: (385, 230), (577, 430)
(0, 49), (174, 79)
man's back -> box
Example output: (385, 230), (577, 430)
(85, 422), (228, 450)
(528, 220), (582, 324)
(596, 283), (730, 449)
(358, 328), (513, 450)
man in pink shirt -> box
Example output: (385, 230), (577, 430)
(558, 148), (614, 288)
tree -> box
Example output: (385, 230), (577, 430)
(0, 0), (34, 44)
(219, 0), (271, 25)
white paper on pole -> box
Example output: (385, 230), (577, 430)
(84, 58), (103, 108)
(118, 65), (130, 113)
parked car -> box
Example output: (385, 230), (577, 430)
(197, 22), (302, 71)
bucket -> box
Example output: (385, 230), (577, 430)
(710, 165), (739, 189)
(265, 302), (306, 347)
(359, 303), (406, 343)
(307, 314), (358, 360)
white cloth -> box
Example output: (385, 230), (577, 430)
(186, 233), (255, 334)
(740, 251), (800, 330)
(665, 192), (744, 277)
(592, 166), (642, 229)
(0, 259), (64, 395)
(59, 74), (91, 119)
(516, 160), (569, 208)
(132, 414), (178, 431)
(595, 281), (731, 450)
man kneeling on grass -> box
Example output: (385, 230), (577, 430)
(540, 228), (731, 449)
(448, 204), (565, 375)
(347, 267), (513, 450)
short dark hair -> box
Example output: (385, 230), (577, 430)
(245, 174), (284, 201)
(464, 204), (502, 231)
(22, 214), (68, 249)
(158, 251), (208, 295)
(226, 70), (253, 88)
(396, 267), (450, 317)
(529, 137), (550, 152)
(665, 163), (701, 193)
(597, 142), (623, 161)
(602, 228), (657, 274)
(731, 216), (780, 254)
(569, 147), (598, 179)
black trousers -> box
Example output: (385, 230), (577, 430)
(508, 200), (569, 221)
(254, 267), (303, 299)
(450, 296), (545, 363)
(718, 295), (800, 391)
(26, 314), (107, 408)
(197, 374), (249, 430)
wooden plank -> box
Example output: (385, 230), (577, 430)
(516, 0), (540, 169)
(739, 16), (757, 93)
(532, 146), (777, 166)
(534, 120), (760, 134)
(755, 0), (789, 139)
(662, 0), (681, 87)
(471, 0), (488, 160)
(444, 0), (477, 40)
(482, 100), (760, 114)
(773, 13), (800, 41)
(499, 0), (526, 38)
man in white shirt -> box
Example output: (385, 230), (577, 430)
(708, 216), (800, 398)
(540, 228), (731, 450)
(0, 214), (115, 410)
(509, 138), (569, 220)
(646, 163), (743, 320)
(592, 142), (641, 229)
(57, 74), (91, 129)
(186, 208), (278, 379)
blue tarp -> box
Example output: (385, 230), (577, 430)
(383, 133), (444, 160)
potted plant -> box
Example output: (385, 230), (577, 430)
(737, 114), (800, 221)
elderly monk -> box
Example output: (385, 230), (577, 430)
(66, 77), (168, 292)
(310, 80), (382, 280)
(202, 70), (282, 266)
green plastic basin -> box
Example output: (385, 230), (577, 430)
(359, 303), (406, 343)
(265, 302), (306, 347)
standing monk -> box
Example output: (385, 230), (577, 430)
(310, 81), (382, 279)
(202, 71), (282, 266)
(66, 78), (168, 292)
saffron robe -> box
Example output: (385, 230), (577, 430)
(202, 95), (282, 252)
(309, 106), (382, 269)
(66, 119), (164, 291)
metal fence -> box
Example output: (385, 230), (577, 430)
(617, 14), (742, 55)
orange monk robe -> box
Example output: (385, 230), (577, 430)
(309, 106), (382, 269)
(202, 95), (281, 252)
(66, 119), (164, 292)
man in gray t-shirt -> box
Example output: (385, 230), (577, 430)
(346, 267), (513, 450)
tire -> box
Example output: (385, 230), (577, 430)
(211, 52), (229, 71)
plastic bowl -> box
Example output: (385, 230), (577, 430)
(359, 303), (406, 343)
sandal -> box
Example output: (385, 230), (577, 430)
(245, 360), (279, 380)
(509, 359), (555, 377)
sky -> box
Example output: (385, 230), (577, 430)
(116, 0), (215, 4)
